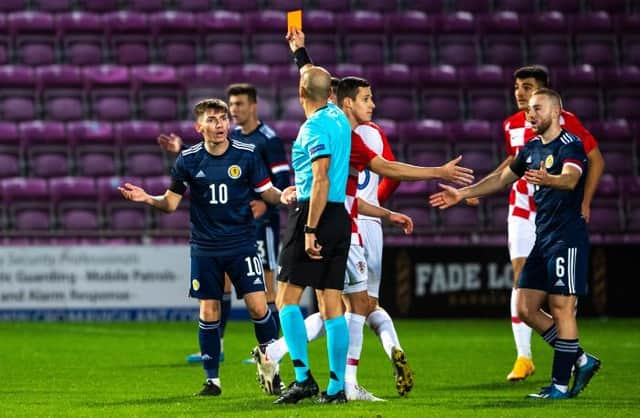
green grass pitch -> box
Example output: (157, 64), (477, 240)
(1, 318), (639, 417)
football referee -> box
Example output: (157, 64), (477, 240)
(274, 61), (352, 404)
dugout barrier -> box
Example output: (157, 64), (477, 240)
(379, 245), (639, 318)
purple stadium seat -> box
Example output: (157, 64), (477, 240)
(130, 0), (165, 12)
(317, 0), (350, 12)
(479, 12), (524, 67)
(365, 64), (413, 90)
(144, 176), (190, 232)
(574, 12), (616, 66)
(131, 65), (181, 121)
(394, 181), (429, 197)
(494, 0), (535, 12)
(410, 0), (443, 12)
(601, 150), (636, 176)
(448, 120), (496, 176)
(104, 11), (150, 66)
(281, 97), (306, 121)
(435, 12), (478, 66)
(219, 0), (258, 11)
(2, 177), (50, 231)
(162, 120), (201, 146)
(84, 65), (132, 121)
(398, 119), (448, 144)
(595, 173), (619, 198)
(49, 176), (99, 231)
(340, 11), (386, 65)
(451, 0), (490, 12)
(589, 201), (624, 232)
(271, 120), (300, 143)
(116, 121), (165, 177)
(0, 0), (27, 12)
(196, 11), (245, 66)
(97, 175), (147, 231)
(20, 121), (70, 178)
(485, 194), (509, 232)
(391, 198), (434, 234)
(607, 92), (640, 119)
(562, 92), (601, 121)
(8, 11), (56, 66)
(57, 12), (105, 66)
(79, 0), (119, 12)
(0, 122), (20, 178)
(266, 0), (306, 10)
(406, 143), (450, 168)
(174, 0), (210, 11)
(374, 95), (416, 121)
(0, 65), (37, 122)
(547, 0), (580, 13)
(527, 12), (571, 67)
(589, 0), (627, 13)
(151, 11), (198, 66)
(68, 120), (118, 177)
(32, 0), (73, 12)
(36, 65), (85, 121)
(438, 205), (482, 233)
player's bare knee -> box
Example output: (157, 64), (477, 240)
(347, 292), (369, 316)
(199, 300), (220, 322)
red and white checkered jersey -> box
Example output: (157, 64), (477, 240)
(346, 131), (378, 238)
(503, 109), (598, 220)
(354, 122), (400, 221)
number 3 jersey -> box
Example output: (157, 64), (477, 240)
(509, 130), (589, 248)
(171, 140), (273, 256)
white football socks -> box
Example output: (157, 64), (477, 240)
(366, 308), (401, 359)
(511, 288), (532, 358)
(345, 312), (366, 384)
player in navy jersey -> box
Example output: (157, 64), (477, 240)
(158, 85), (290, 365)
(430, 89), (600, 400)
(119, 99), (285, 397)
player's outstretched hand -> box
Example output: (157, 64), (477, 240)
(524, 161), (550, 186)
(250, 200), (267, 219)
(440, 155), (474, 186)
(305, 233), (322, 260)
(280, 185), (297, 205)
(429, 183), (464, 210)
(157, 133), (183, 155)
(286, 27), (305, 53)
(118, 183), (149, 203)
(388, 211), (414, 235)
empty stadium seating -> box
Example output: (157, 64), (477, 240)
(0, 0), (637, 243)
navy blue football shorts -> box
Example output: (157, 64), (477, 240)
(519, 239), (589, 296)
(189, 248), (267, 300)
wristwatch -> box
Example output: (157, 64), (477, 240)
(303, 225), (317, 234)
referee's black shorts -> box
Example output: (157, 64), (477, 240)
(278, 201), (351, 290)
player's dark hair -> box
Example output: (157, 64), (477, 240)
(193, 98), (229, 119)
(337, 77), (371, 107)
(226, 83), (258, 103)
(531, 87), (562, 108)
(514, 65), (549, 87)
(330, 77), (340, 95)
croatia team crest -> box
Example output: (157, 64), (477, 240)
(357, 261), (366, 274)
(545, 154), (554, 169)
(192, 279), (200, 291)
(228, 165), (242, 179)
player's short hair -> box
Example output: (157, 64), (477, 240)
(531, 87), (562, 108)
(336, 77), (370, 107)
(514, 65), (549, 87)
(330, 77), (340, 95)
(226, 83), (258, 103)
(193, 98), (229, 119)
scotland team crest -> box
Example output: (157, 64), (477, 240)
(228, 165), (242, 179)
(545, 154), (554, 169)
(192, 279), (200, 291)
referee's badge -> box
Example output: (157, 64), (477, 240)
(228, 165), (242, 179)
(545, 155), (554, 169)
(192, 279), (200, 291)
